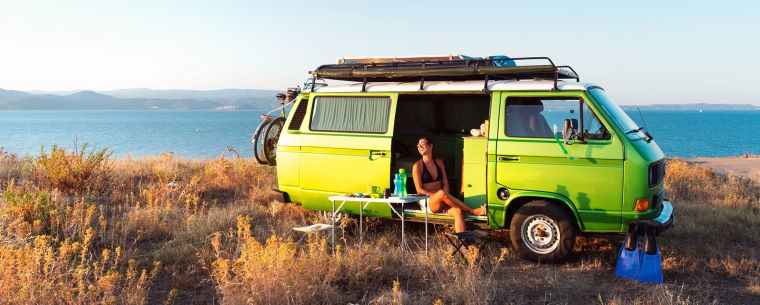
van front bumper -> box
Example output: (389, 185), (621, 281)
(632, 200), (674, 235)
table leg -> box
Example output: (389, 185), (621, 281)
(359, 200), (363, 246)
(424, 197), (428, 255)
(401, 205), (405, 268)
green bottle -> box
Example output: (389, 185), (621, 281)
(398, 168), (408, 197)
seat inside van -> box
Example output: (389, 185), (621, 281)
(392, 94), (490, 197)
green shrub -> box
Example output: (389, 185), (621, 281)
(3, 184), (53, 222)
(30, 143), (112, 193)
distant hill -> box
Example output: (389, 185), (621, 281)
(26, 88), (280, 101)
(621, 103), (760, 111)
(9, 89), (758, 111)
(0, 89), (31, 100)
(0, 88), (283, 110)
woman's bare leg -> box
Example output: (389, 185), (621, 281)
(429, 190), (485, 216)
(427, 190), (447, 212)
(439, 190), (486, 216)
(447, 207), (466, 232)
(441, 192), (473, 211)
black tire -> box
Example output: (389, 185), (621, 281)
(509, 200), (576, 262)
(252, 117), (274, 164)
(262, 117), (285, 166)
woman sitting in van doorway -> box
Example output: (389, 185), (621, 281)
(412, 136), (486, 233)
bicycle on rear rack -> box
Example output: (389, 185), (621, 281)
(252, 89), (297, 166)
(252, 79), (327, 166)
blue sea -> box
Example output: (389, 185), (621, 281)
(0, 110), (758, 158)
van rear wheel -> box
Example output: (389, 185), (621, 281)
(509, 200), (576, 262)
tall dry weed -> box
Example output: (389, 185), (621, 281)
(211, 215), (511, 305)
(201, 156), (276, 202)
(1, 181), (98, 242)
(0, 232), (160, 304)
(665, 158), (760, 207)
(1, 150), (756, 304)
(0, 149), (23, 182)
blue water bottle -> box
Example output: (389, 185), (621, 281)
(393, 173), (403, 197)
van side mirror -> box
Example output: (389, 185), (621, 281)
(563, 118), (579, 145)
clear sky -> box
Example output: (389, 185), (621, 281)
(1, 0), (757, 105)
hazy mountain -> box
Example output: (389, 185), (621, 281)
(26, 88), (281, 101)
(0, 91), (221, 110)
(0, 88), (31, 100)
(0, 89), (282, 110)
(621, 103), (760, 111)
(97, 88), (280, 101)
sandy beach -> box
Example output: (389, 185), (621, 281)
(687, 155), (760, 182)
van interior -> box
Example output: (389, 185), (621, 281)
(392, 94), (491, 198)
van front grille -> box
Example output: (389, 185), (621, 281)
(288, 99), (308, 130)
(652, 189), (664, 210)
(649, 160), (666, 187)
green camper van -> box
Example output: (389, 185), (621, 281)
(270, 56), (674, 261)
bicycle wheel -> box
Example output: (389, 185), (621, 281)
(263, 117), (285, 166)
(252, 117), (274, 164)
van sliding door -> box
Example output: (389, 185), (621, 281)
(299, 93), (397, 218)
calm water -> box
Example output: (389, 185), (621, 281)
(0, 110), (758, 158)
(628, 111), (760, 158)
(0, 110), (266, 158)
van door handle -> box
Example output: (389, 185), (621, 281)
(498, 156), (519, 161)
(370, 151), (387, 156)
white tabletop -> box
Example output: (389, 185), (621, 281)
(328, 195), (428, 204)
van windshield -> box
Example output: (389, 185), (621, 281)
(589, 88), (645, 140)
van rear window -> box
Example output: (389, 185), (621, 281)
(310, 96), (391, 133)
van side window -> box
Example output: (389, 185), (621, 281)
(505, 97), (578, 138)
(288, 99), (309, 130)
(505, 96), (610, 140)
(310, 96), (391, 133)
(582, 103), (611, 140)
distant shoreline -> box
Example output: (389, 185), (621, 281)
(682, 155), (760, 182)
(621, 104), (760, 111)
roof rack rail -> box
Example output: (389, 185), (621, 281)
(310, 56), (579, 92)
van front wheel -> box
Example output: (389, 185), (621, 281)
(509, 200), (576, 262)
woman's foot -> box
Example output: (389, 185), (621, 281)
(471, 205), (487, 216)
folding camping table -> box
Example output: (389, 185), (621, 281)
(327, 195), (430, 265)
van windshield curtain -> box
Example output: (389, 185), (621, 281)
(311, 96), (390, 133)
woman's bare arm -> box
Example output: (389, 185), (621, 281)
(412, 161), (434, 196)
(437, 158), (450, 194)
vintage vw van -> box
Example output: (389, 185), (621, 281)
(273, 56), (674, 261)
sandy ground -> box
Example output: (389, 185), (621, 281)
(687, 156), (760, 182)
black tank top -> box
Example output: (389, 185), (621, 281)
(421, 160), (442, 184)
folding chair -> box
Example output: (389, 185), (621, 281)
(444, 230), (489, 262)
(292, 223), (334, 244)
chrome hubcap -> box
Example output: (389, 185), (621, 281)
(521, 215), (560, 255)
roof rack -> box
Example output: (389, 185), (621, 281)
(310, 56), (580, 92)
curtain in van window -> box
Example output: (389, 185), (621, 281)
(310, 96), (390, 133)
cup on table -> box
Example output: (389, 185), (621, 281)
(367, 185), (382, 198)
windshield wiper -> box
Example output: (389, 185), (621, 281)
(625, 127), (644, 134)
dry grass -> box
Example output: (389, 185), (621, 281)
(0, 147), (758, 304)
